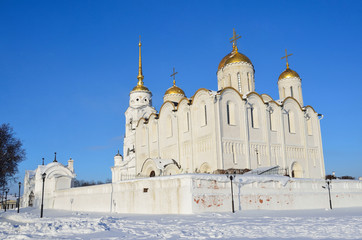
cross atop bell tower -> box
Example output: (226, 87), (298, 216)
(229, 28), (241, 51)
(281, 49), (293, 69)
(170, 67), (178, 86)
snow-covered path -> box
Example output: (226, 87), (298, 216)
(1, 207), (362, 239)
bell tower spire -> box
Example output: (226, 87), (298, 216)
(137, 36), (144, 85)
(131, 36), (149, 92)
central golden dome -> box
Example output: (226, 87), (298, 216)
(165, 85), (185, 95)
(218, 47), (253, 71)
(278, 67), (300, 80)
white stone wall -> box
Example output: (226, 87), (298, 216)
(191, 176), (362, 212)
(48, 176), (193, 214)
(41, 175), (362, 214)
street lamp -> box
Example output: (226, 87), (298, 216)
(18, 182), (21, 213)
(40, 172), (46, 218)
(1, 188), (4, 210)
(4, 189), (9, 212)
(322, 178), (333, 209)
(226, 172), (236, 213)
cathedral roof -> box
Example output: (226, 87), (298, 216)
(165, 85), (185, 96)
(164, 68), (185, 96)
(278, 67), (300, 81)
(132, 84), (150, 92)
(218, 29), (253, 71)
(279, 49), (300, 81)
(218, 50), (253, 71)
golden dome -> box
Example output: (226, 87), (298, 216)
(225, 51), (252, 66)
(165, 85), (185, 95)
(278, 67), (300, 80)
(218, 48), (253, 71)
(132, 84), (150, 92)
(218, 52), (232, 71)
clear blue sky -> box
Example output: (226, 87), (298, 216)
(1, 0), (362, 193)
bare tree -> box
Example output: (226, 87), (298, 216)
(0, 124), (26, 188)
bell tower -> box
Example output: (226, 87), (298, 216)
(121, 37), (156, 178)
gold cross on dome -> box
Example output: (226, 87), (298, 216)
(170, 67), (178, 85)
(229, 28), (241, 50)
(281, 49), (293, 68)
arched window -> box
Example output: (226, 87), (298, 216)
(201, 103), (207, 126)
(226, 101), (236, 125)
(184, 112), (190, 132)
(288, 111), (296, 133)
(282, 87), (286, 98)
(251, 107), (259, 128)
(247, 72), (251, 91)
(290, 86), (294, 98)
(237, 72), (241, 92)
(269, 110), (277, 131)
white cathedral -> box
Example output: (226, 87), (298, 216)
(22, 30), (334, 213)
(111, 30), (325, 181)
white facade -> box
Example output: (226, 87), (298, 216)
(113, 33), (326, 181)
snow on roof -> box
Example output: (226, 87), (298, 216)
(151, 158), (178, 170)
(244, 166), (280, 175)
(38, 162), (64, 174)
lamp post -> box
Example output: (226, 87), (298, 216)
(1, 188), (4, 210)
(227, 172), (236, 213)
(4, 189), (9, 212)
(327, 180), (332, 209)
(18, 182), (21, 213)
(323, 178), (333, 210)
(40, 173), (46, 218)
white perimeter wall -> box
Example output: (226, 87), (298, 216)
(44, 175), (362, 214)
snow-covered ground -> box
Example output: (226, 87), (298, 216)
(1, 207), (362, 239)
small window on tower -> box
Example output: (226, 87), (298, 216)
(237, 73), (241, 92)
(282, 87), (286, 99)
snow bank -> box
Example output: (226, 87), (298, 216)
(1, 207), (362, 239)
